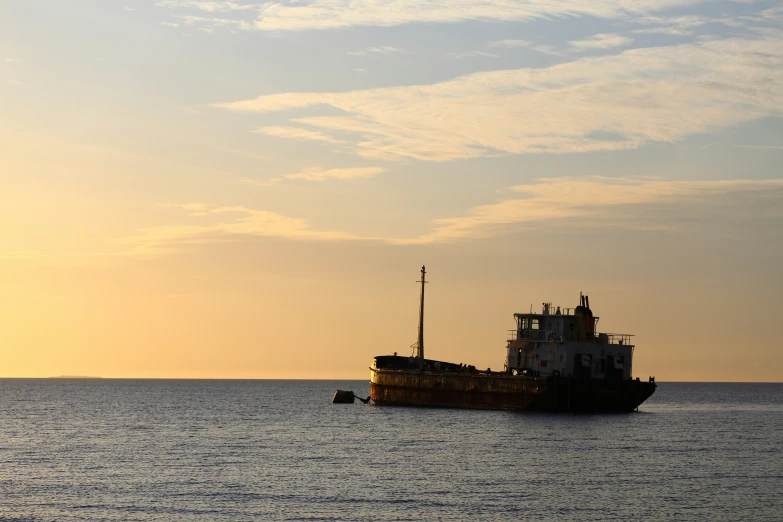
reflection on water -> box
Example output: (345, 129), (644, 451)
(0, 380), (780, 521)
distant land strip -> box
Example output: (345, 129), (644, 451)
(47, 376), (103, 379)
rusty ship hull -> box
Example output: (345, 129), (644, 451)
(370, 359), (656, 412)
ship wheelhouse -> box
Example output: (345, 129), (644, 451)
(505, 295), (634, 380)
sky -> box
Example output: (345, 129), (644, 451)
(1, 0), (782, 380)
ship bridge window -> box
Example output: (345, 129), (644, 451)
(520, 317), (528, 329)
(531, 319), (540, 330)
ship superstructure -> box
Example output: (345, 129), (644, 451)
(369, 267), (656, 412)
(505, 295), (633, 382)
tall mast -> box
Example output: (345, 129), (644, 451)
(416, 265), (427, 360)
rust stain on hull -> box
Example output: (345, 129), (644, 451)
(370, 369), (656, 412)
(371, 383), (536, 410)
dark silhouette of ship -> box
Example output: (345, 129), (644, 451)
(369, 266), (656, 412)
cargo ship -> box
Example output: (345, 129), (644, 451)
(369, 266), (656, 412)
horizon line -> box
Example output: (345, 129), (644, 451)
(0, 377), (781, 384)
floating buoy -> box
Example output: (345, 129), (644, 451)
(332, 390), (371, 404)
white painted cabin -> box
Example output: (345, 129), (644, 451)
(505, 296), (634, 380)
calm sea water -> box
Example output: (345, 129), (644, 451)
(0, 380), (781, 521)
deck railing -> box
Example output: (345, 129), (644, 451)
(515, 308), (575, 317)
(509, 330), (634, 345)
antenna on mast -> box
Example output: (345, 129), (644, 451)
(416, 265), (428, 360)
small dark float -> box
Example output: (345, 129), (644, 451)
(332, 390), (371, 404)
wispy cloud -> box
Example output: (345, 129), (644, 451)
(4, 58), (21, 63)
(488, 39), (532, 48)
(569, 33), (633, 50)
(529, 44), (568, 56)
(285, 167), (385, 181)
(733, 144), (783, 150)
(244, 166), (386, 187)
(156, 1), (258, 31)
(249, 0), (711, 31)
(157, 0), (257, 12)
(215, 36), (783, 162)
(7, 80), (23, 86)
(411, 177), (783, 243)
(447, 51), (499, 59)
(255, 126), (345, 144)
(176, 14), (254, 31)
(124, 6), (136, 11)
(157, 0), (724, 32)
(762, 5), (783, 23)
(116, 177), (783, 254)
(632, 14), (740, 36)
(118, 205), (367, 255)
(348, 46), (406, 56)
(488, 39), (571, 56)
